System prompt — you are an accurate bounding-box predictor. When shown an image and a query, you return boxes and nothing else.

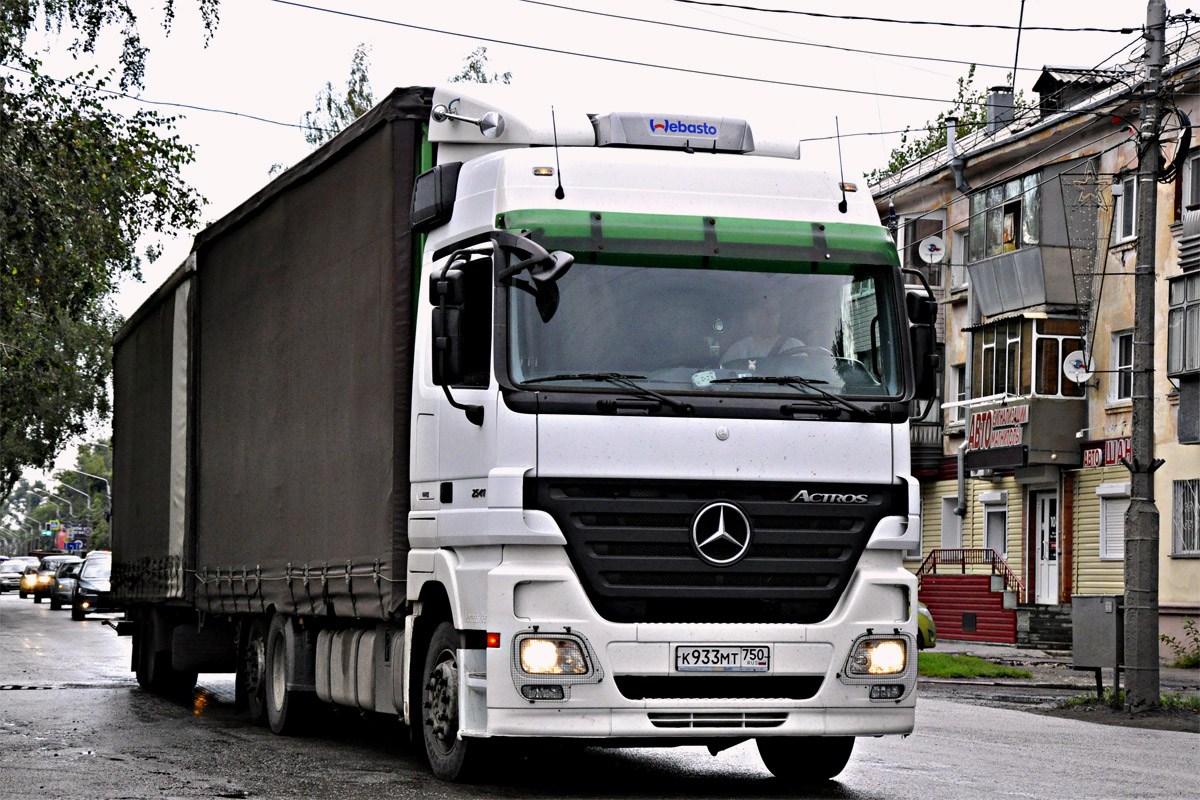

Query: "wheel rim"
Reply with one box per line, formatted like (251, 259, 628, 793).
(425, 647, 459, 754)
(244, 629, 266, 700)
(269, 632, 287, 711)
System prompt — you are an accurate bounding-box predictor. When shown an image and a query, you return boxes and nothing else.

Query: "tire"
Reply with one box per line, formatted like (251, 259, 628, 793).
(756, 736, 855, 782)
(917, 631, 926, 650)
(238, 618, 269, 725)
(50, 595, 62, 610)
(71, 599, 85, 621)
(265, 614, 314, 735)
(421, 620, 484, 782)
(135, 616, 198, 697)
(19, 590, 27, 599)
(33, 594, 42, 604)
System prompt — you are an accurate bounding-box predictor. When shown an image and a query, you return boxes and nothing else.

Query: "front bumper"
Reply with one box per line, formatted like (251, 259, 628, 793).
(418, 544, 919, 740)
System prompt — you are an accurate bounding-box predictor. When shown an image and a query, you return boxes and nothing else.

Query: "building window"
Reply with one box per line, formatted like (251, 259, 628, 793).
(981, 492, 1008, 558)
(1033, 318, 1086, 398)
(1113, 174, 1137, 242)
(948, 364, 967, 424)
(1097, 482, 1130, 560)
(968, 173, 1041, 262)
(1174, 479, 1199, 556)
(1111, 330, 1134, 401)
(951, 229, 969, 289)
(1177, 151, 1200, 221)
(1167, 273, 1200, 376)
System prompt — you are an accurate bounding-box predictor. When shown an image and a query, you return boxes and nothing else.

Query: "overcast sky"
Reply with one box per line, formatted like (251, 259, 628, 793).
(12, 0, 1150, 463)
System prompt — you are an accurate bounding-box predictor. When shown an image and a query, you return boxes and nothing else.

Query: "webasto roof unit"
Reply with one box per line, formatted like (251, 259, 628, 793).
(592, 112, 755, 154)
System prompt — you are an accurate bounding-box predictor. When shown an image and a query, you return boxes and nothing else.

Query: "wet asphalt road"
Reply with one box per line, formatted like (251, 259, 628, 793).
(1, 591, 1195, 800)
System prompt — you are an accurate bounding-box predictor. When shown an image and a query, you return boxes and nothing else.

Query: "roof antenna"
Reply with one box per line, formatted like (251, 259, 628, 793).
(835, 116, 848, 214)
(551, 106, 565, 200)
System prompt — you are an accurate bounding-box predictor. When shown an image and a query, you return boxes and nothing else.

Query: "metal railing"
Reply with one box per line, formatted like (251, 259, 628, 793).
(916, 548, 1026, 598)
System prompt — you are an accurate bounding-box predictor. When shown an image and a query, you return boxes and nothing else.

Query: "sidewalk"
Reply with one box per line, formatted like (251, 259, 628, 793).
(923, 638, 1200, 697)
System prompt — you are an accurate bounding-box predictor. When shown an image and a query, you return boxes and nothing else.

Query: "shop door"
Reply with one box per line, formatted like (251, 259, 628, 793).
(1033, 491, 1059, 605)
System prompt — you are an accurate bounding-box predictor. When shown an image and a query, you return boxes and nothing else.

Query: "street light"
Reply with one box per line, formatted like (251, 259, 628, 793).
(28, 490, 62, 519)
(64, 469, 110, 502)
(55, 481, 103, 514)
(30, 489, 73, 519)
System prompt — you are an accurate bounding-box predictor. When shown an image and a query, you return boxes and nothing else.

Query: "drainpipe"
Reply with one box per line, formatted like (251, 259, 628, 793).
(954, 251, 981, 518)
(955, 441, 968, 517)
(946, 116, 971, 195)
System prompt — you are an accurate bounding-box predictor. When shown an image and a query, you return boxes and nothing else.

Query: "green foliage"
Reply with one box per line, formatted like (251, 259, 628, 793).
(448, 46, 512, 85)
(1, 5, 210, 500)
(868, 66, 1024, 185)
(302, 43, 375, 147)
(917, 652, 1033, 679)
(0, 1, 220, 90)
(1160, 617, 1200, 669)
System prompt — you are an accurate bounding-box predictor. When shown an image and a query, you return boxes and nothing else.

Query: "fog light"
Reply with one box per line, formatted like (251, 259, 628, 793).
(519, 638, 589, 675)
(847, 638, 907, 676)
(82, 602, 91, 609)
(521, 684, 565, 700)
(870, 684, 904, 700)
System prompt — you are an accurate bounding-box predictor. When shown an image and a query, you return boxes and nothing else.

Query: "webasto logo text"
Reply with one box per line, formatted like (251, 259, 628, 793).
(649, 119, 718, 136)
(790, 490, 870, 504)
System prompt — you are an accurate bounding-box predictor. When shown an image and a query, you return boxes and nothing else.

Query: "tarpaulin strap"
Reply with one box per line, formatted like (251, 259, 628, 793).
(303, 564, 316, 616)
(286, 563, 297, 614)
(373, 560, 385, 617)
(255, 565, 265, 613)
(241, 567, 250, 614)
(320, 564, 332, 617)
(346, 560, 358, 618)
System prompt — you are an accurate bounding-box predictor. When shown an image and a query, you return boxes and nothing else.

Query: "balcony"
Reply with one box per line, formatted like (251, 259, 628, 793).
(967, 246, 1079, 317)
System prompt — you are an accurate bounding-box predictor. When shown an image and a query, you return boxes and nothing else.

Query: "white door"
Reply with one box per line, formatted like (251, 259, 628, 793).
(1034, 491, 1059, 605)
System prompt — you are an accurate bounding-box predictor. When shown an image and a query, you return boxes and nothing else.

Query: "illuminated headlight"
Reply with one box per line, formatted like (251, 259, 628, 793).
(520, 638, 588, 675)
(81, 602, 91, 609)
(847, 638, 907, 676)
(38, 575, 52, 584)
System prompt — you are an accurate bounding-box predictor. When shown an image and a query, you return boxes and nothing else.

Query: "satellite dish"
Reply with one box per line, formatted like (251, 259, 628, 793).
(1063, 350, 1095, 384)
(918, 235, 946, 264)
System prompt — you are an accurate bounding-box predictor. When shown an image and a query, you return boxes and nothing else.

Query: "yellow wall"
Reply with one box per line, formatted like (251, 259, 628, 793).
(1070, 466, 1126, 596)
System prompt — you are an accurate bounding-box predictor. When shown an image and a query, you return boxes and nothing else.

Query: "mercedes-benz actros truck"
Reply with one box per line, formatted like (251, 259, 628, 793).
(111, 85, 937, 783)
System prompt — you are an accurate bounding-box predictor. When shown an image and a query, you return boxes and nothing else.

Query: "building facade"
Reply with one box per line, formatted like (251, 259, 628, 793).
(874, 34, 1200, 654)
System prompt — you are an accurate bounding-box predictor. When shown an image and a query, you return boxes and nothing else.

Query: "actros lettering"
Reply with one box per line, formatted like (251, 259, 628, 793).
(649, 119, 718, 136)
(791, 489, 870, 504)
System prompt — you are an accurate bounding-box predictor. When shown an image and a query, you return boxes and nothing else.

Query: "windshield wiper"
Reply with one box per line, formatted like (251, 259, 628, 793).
(710, 374, 873, 419)
(524, 373, 694, 415)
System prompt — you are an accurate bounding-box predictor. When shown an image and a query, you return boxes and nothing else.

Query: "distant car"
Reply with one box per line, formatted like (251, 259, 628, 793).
(50, 561, 82, 610)
(72, 554, 113, 620)
(0, 559, 29, 592)
(26, 555, 82, 603)
(917, 602, 937, 650)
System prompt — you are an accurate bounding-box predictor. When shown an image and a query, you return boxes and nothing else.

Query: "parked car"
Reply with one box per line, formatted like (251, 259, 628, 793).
(27, 555, 82, 603)
(917, 602, 937, 650)
(72, 553, 112, 620)
(50, 561, 82, 610)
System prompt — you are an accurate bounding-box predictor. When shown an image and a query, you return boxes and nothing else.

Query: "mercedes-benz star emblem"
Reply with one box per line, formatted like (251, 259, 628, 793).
(691, 502, 752, 567)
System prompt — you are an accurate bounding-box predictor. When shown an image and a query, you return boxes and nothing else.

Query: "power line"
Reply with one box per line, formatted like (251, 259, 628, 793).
(665, 0, 1140, 33)
(518, 0, 1045, 74)
(1, 65, 330, 133)
(266, 0, 1141, 114)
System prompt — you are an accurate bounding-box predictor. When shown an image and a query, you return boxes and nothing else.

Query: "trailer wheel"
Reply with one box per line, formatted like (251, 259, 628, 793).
(756, 736, 855, 782)
(135, 616, 197, 697)
(264, 614, 313, 735)
(238, 618, 269, 725)
(421, 620, 483, 781)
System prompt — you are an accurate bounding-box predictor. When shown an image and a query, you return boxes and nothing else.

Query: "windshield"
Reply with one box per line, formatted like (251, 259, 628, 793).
(80, 559, 111, 580)
(0, 562, 23, 574)
(508, 254, 902, 398)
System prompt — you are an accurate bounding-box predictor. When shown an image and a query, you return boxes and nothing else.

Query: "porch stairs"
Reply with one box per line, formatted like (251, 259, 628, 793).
(919, 574, 1017, 644)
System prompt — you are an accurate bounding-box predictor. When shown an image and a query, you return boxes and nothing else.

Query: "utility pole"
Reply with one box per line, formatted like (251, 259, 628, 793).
(1125, 0, 1167, 713)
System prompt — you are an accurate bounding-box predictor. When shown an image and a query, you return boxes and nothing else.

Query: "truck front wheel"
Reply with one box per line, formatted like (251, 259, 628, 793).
(421, 620, 482, 781)
(756, 736, 855, 782)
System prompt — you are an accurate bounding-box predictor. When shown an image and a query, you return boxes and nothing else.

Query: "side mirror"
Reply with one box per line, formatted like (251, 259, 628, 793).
(430, 267, 466, 386)
(530, 250, 574, 284)
(906, 290, 940, 401)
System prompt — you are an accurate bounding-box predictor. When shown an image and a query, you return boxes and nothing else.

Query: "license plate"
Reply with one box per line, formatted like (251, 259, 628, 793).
(674, 645, 770, 672)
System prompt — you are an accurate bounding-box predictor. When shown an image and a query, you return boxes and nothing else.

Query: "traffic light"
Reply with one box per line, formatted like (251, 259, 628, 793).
(41, 529, 51, 537)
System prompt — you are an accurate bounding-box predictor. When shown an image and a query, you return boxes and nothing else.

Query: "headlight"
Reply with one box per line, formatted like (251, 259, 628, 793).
(519, 638, 589, 675)
(847, 638, 907, 676)
(38, 575, 52, 584)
